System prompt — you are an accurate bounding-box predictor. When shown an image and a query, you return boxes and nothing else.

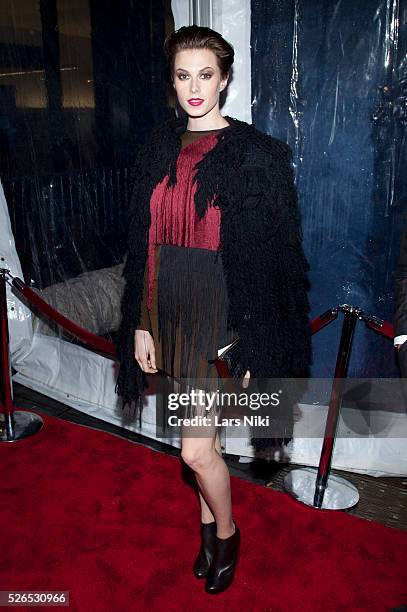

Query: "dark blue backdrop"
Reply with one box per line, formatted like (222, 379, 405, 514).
(251, 0, 407, 377)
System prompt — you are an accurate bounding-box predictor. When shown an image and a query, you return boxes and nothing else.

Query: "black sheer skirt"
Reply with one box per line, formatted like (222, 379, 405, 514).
(147, 244, 238, 425)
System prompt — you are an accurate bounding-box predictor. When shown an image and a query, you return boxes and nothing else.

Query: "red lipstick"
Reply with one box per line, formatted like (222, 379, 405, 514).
(188, 98, 204, 106)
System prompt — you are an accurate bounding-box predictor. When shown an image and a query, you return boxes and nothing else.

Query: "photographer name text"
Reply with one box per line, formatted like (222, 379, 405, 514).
(167, 414, 270, 427)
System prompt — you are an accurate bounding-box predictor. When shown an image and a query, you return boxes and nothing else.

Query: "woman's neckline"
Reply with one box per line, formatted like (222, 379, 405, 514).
(186, 124, 230, 133)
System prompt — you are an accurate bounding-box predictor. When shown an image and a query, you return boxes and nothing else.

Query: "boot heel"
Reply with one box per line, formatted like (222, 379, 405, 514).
(205, 521, 240, 594)
(193, 521, 217, 579)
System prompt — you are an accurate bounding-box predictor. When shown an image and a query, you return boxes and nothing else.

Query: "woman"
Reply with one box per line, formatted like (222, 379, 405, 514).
(115, 25, 312, 594)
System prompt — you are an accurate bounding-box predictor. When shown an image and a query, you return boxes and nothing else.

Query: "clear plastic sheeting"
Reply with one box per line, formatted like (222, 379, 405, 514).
(251, 0, 407, 378)
(0, 181, 32, 359)
(0, 0, 171, 421)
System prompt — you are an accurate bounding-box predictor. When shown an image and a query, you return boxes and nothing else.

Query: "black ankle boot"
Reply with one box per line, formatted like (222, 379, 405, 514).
(193, 521, 217, 579)
(205, 521, 240, 594)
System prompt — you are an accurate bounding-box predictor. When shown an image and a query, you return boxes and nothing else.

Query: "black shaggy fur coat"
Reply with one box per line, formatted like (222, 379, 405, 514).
(115, 110, 312, 452)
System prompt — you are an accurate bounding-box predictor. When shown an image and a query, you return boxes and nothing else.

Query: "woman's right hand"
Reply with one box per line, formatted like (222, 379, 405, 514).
(134, 330, 158, 373)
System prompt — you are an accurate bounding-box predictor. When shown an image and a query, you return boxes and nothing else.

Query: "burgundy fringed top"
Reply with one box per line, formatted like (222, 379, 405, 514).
(146, 132, 223, 309)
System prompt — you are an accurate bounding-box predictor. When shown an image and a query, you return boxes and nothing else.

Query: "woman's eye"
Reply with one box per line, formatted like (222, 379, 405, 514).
(177, 73, 212, 80)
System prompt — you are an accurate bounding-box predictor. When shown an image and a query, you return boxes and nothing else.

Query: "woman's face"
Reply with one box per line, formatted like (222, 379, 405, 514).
(172, 48, 228, 119)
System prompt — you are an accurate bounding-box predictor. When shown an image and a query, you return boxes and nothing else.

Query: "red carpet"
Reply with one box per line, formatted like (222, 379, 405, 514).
(0, 410, 406, 612)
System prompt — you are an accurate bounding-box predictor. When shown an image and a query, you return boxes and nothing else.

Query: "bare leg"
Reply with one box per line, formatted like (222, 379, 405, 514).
(181, 394, 235, 540)
(198, 430, 222, 523)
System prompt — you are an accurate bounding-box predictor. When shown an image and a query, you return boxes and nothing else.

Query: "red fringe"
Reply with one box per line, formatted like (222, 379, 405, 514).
(147, 134, 221, 309)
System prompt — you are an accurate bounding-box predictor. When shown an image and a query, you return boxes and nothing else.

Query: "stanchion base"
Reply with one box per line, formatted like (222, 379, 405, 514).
(0, 410, 44, 442)
(283, 467, 359, 510)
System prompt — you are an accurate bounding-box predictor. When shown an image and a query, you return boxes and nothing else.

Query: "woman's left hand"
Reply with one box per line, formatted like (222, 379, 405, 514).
(242, 369, 250, 389)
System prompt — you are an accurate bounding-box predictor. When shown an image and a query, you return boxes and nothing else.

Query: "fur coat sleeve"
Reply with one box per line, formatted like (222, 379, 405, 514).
(225, 139, 312, 453)
(220, 139, 312, 380)
(114, 146, 151, 412)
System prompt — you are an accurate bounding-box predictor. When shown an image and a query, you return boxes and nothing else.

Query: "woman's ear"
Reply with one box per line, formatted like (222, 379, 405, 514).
(219, 74, 229, 92)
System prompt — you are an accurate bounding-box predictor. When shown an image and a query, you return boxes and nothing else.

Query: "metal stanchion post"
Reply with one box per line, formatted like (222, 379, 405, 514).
(283, 304, 360, 510)
(0, 269, 43, 442)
